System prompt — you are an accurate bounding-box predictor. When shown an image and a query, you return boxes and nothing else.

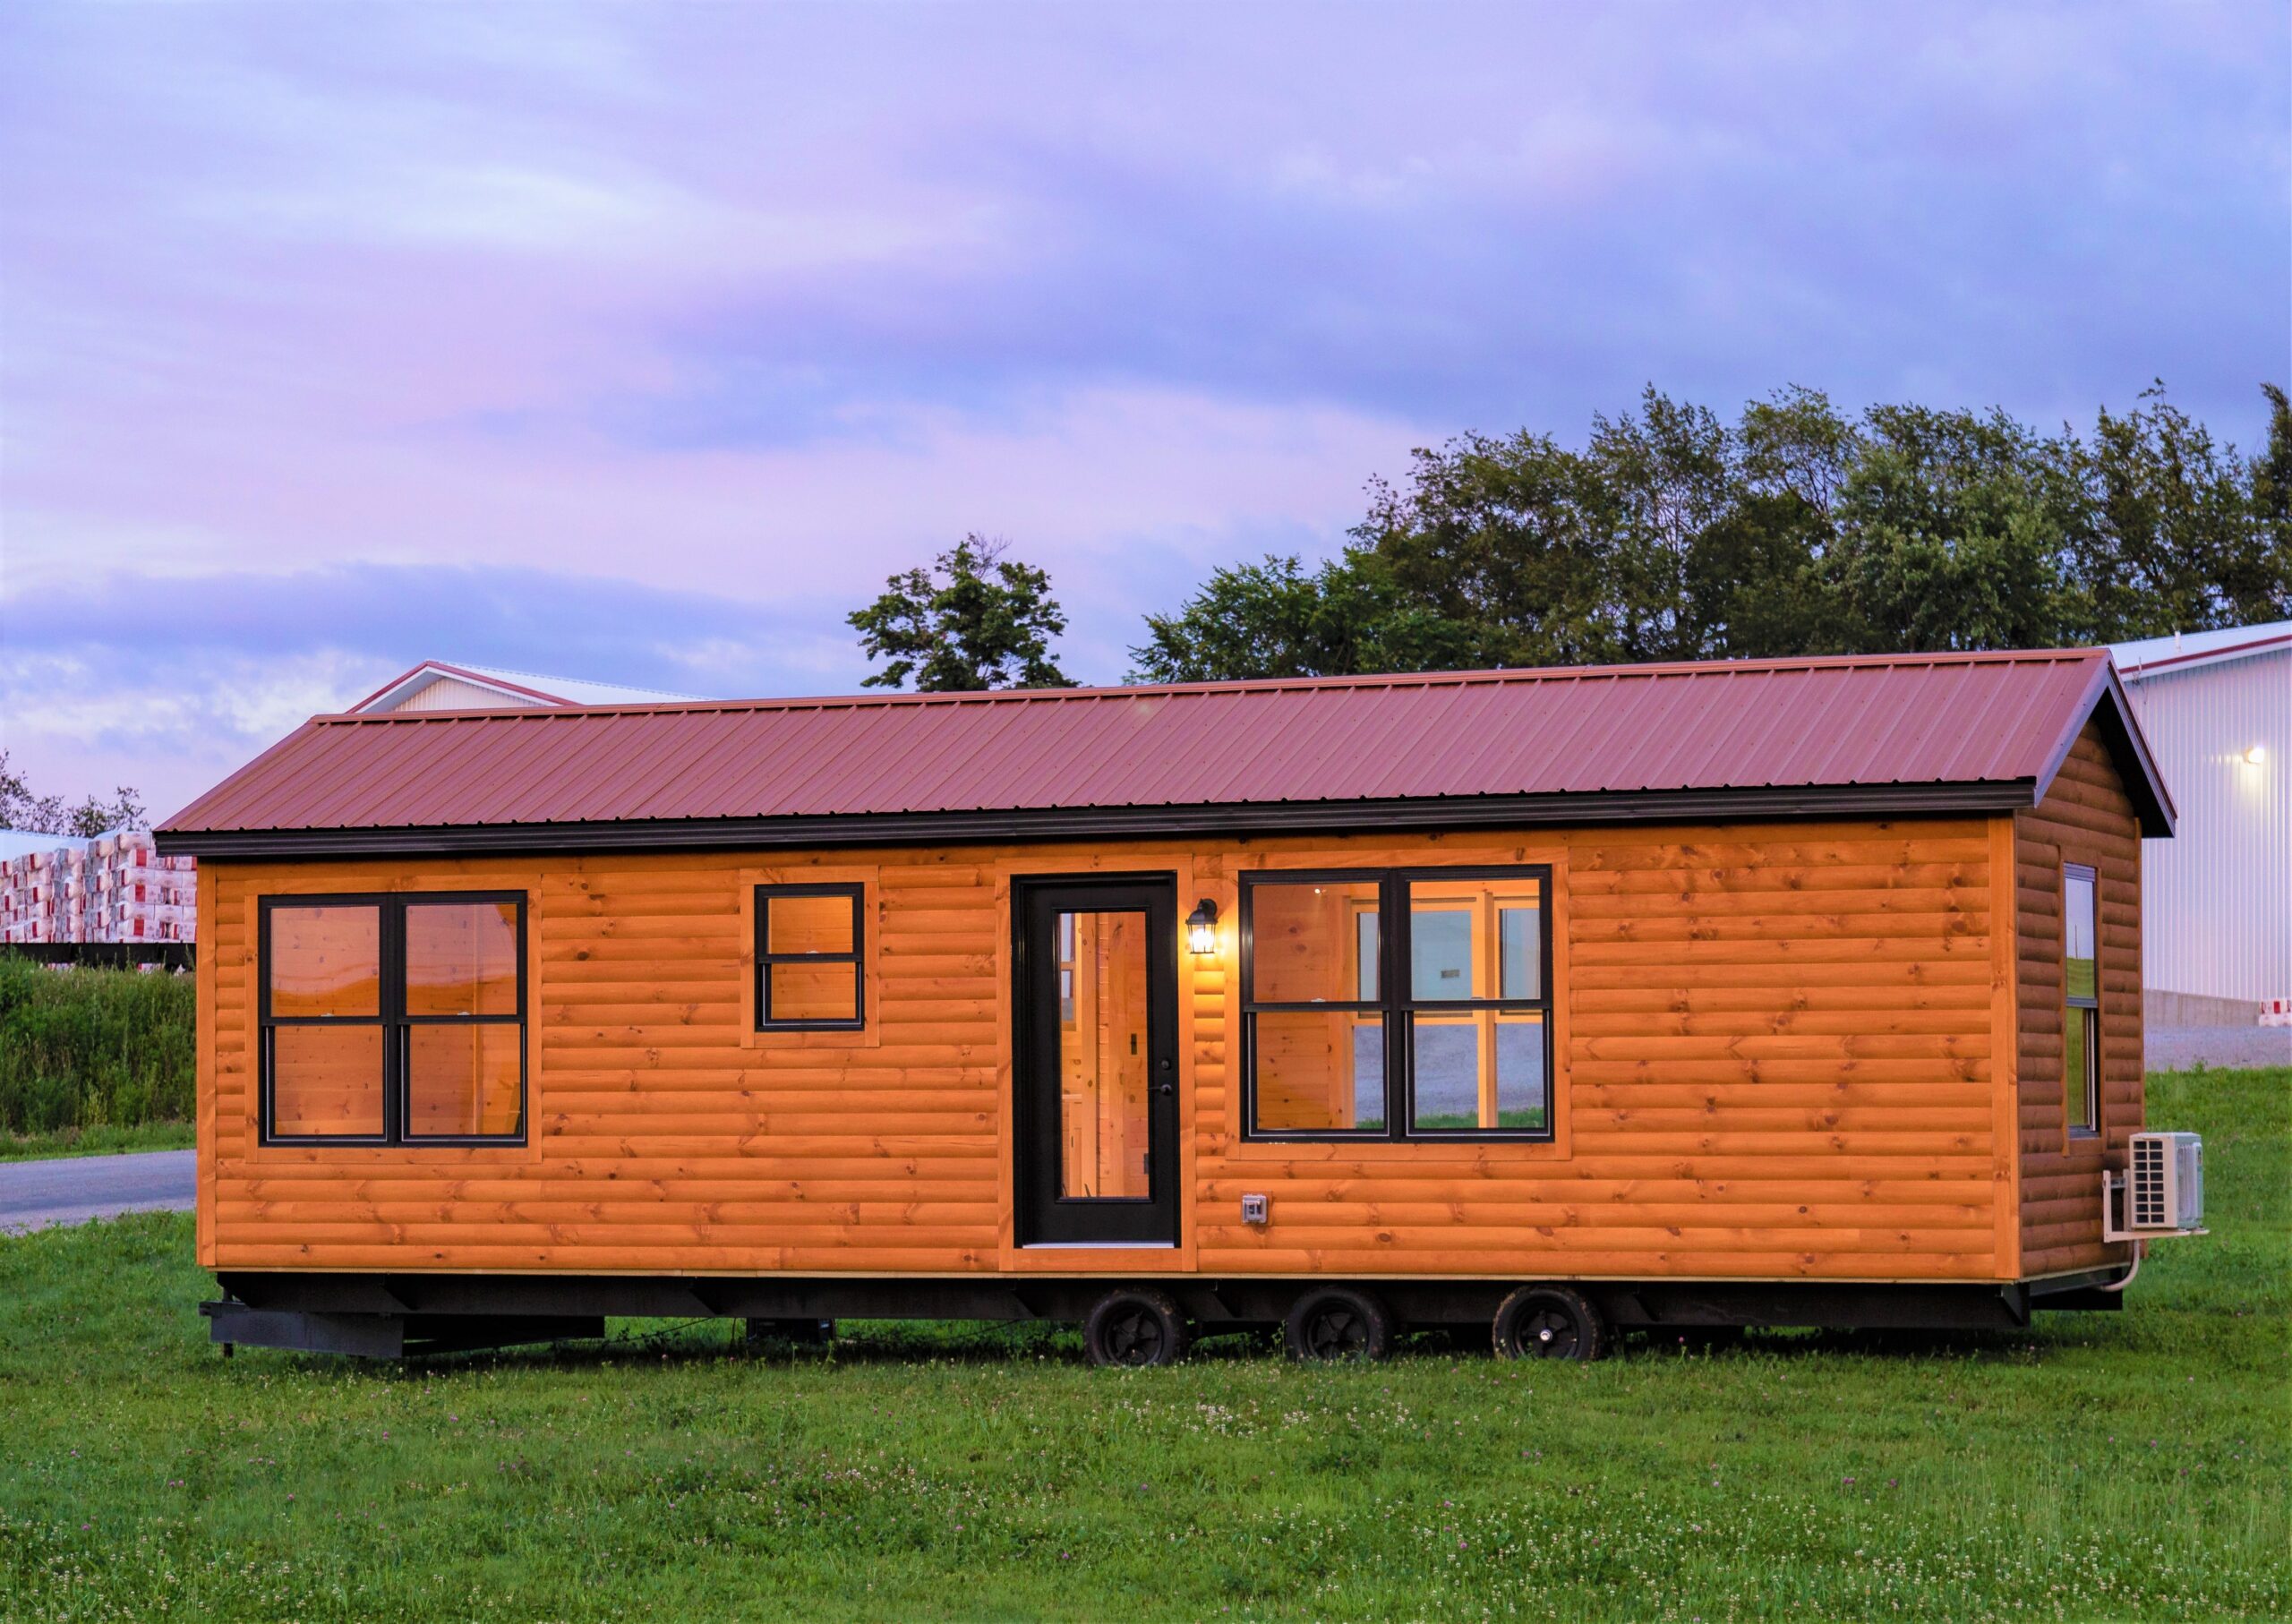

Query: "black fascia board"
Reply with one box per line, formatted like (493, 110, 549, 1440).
(156, 778, 2039, 860)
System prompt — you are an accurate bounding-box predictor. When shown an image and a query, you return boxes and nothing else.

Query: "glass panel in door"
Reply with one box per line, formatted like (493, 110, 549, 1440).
(1057, 911, 1151, 1199)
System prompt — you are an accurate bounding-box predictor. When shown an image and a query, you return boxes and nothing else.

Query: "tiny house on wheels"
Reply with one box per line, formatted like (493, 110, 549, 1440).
(156, 649, 2208, 1365)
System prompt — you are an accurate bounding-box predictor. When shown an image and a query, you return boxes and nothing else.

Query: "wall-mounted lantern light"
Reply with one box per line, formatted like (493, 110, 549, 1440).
(2245, 744, 2266, 765)
(1186, 898, 1219, 955)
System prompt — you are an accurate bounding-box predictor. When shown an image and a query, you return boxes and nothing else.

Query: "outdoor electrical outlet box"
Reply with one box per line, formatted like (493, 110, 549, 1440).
(1241, 1193, 1269, 1225)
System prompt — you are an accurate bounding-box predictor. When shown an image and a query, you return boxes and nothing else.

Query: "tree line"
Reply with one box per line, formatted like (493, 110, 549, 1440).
(0, 752, 146, 839)
(853, 381, 2292, 689)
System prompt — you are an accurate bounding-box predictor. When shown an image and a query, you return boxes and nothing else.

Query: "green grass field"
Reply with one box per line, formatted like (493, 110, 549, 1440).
(0, 1123, 196, 1163)
(0, 1067, 2283, 1621)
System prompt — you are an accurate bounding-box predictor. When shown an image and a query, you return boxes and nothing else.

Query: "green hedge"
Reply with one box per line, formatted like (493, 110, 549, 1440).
(0, 956, 195, 1134)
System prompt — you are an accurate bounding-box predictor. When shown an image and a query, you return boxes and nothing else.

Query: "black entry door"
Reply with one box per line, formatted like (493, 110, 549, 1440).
(1014, 876, 1180, 1246)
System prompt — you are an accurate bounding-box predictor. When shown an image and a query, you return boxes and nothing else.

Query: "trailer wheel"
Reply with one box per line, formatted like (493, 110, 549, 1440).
(1284, 1287, 1393, 1363)
(744, 1317, 834, 1349)
(1492, 1285, 1606, 1362)
(1083, 1288, 1191, 1368)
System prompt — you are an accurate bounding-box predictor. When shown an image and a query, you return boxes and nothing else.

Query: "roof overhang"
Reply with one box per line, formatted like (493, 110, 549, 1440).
(157, 779, 2042, 860)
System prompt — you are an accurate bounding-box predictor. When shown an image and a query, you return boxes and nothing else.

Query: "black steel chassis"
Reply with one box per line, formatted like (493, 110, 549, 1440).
(201, 1269, 2124, 1359)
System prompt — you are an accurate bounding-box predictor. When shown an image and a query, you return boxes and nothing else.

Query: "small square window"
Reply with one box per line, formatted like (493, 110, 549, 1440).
(757, 885, 865, 1030)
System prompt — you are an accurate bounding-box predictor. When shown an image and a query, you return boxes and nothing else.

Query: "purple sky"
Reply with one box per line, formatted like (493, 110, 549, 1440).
(3, 3, 2286, 820)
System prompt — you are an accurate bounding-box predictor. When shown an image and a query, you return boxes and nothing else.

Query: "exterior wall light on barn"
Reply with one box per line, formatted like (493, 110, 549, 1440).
(1186, 899, 1219, 955)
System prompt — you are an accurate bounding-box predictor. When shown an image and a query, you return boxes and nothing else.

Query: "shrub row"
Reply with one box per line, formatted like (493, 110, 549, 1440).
(0, 956, 195, 1133)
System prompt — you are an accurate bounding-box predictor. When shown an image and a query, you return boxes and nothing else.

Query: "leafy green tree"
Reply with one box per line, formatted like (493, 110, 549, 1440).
(1349, 387, 1852, 666)
(2070, 384, 2260, 640)
(0, 750, 146, 836)
(1684, 491, 1841, 659)
(1824, 405, 2078, 651)
(1128, 553, 1472, 683)
(2245, 383, 2292, 621)
(1355, 430, 1623, 668)
(850, 534, 1073, 691)
(1579, 390, 1733, 660)
(1137, 380, 2289, 683)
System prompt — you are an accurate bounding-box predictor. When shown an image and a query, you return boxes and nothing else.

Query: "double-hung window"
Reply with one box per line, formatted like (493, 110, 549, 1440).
(1243, 868, 1553, 1141)
(756, 884, 865, 1030)
(261, 893, 526, 1144)
(2063, 864, 2100, 1137)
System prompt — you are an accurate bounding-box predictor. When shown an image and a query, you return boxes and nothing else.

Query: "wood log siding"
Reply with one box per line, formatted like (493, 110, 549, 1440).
(2014, 722, 2146, 1278)
(197, 814, 2050, 1282)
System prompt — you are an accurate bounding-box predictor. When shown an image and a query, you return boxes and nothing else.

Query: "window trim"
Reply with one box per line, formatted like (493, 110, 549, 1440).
(1239, 866, 1556, 1144)
(755, 883, 866, 1031)
(258, 890, 528, 1147)
(2062, 862, 2100, 1141)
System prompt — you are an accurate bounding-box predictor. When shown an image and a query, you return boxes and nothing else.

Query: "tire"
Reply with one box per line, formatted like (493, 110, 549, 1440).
(1083, 1288, 1190, 1368)
(1492, 1285, 1606, 1363)
(1284, 1287, 1394, 1363)
(743, 1317, 834, 1349)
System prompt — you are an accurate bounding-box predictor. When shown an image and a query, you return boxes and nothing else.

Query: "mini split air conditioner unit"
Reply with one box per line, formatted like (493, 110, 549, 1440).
(2102, 1131, 2205, 1241)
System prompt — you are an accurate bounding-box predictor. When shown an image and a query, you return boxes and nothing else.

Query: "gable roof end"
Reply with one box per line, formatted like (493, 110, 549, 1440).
(2034, 659, 2175, 835)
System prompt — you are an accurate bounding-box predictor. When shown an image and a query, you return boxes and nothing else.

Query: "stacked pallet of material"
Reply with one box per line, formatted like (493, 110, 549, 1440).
(87, 831, 196, 942)
(62, 844, 92, 939)
(0, 846, 65, 943)
(0, 830, 197, 943)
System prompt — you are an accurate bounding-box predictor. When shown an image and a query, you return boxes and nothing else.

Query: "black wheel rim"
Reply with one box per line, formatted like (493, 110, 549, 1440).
(1514, 1305, 1579, 1359)
(1303, 1306, 1368, 1359)
(1104, 1306, 1166, 1365)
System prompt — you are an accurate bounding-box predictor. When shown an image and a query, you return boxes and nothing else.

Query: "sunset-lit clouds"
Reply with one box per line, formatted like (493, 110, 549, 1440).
(1, 2, 2284, 815)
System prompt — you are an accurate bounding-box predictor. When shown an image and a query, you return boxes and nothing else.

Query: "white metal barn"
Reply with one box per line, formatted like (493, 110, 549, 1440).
(2109, 623, 2290, 1051)
(349, 660, 697, 714)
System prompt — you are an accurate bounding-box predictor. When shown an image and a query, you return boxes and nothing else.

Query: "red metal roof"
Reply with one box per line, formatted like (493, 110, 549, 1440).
(158, 649, 2173, 854)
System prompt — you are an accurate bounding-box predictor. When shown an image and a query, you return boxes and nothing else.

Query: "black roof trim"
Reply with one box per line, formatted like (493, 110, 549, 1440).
(156, 780, 2040, 860)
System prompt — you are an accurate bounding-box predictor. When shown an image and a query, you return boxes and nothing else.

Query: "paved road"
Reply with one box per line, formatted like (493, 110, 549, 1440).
(0, 1150, 194, 1234)
(2148, 1025, 2292, 1073)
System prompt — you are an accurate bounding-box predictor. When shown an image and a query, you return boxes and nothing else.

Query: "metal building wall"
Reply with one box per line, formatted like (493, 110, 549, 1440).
(2122, 647, 2289, 1006)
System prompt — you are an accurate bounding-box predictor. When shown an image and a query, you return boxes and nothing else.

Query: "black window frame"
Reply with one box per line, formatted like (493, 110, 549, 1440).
(258, 890, 528, 1147)
(1239, 866, 1556, 1144)
(2062, 862, 2100, 1140)
(756, 883, 866, 1031)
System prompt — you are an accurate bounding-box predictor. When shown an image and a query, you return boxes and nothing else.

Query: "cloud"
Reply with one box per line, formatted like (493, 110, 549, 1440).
(0, 563, 850, 817)
(0, 0, 2284, 820)
(0, 534, 1320, 816)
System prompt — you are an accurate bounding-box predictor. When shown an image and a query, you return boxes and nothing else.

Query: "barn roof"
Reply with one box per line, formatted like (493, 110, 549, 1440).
(2109, 620, 2292, 682)
(156, 648, 2173, 857)
(349, 659, 701, 713)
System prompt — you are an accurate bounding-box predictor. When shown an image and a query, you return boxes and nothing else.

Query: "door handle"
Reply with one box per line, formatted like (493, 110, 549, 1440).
(1157, 1081, 1174, 1097)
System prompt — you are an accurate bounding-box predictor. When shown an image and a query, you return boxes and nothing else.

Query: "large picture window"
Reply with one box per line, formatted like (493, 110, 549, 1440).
(260, 893, 526, 1144)
(1242, 868, 1553, 1141)
(2063, 864, 2100, 1138)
